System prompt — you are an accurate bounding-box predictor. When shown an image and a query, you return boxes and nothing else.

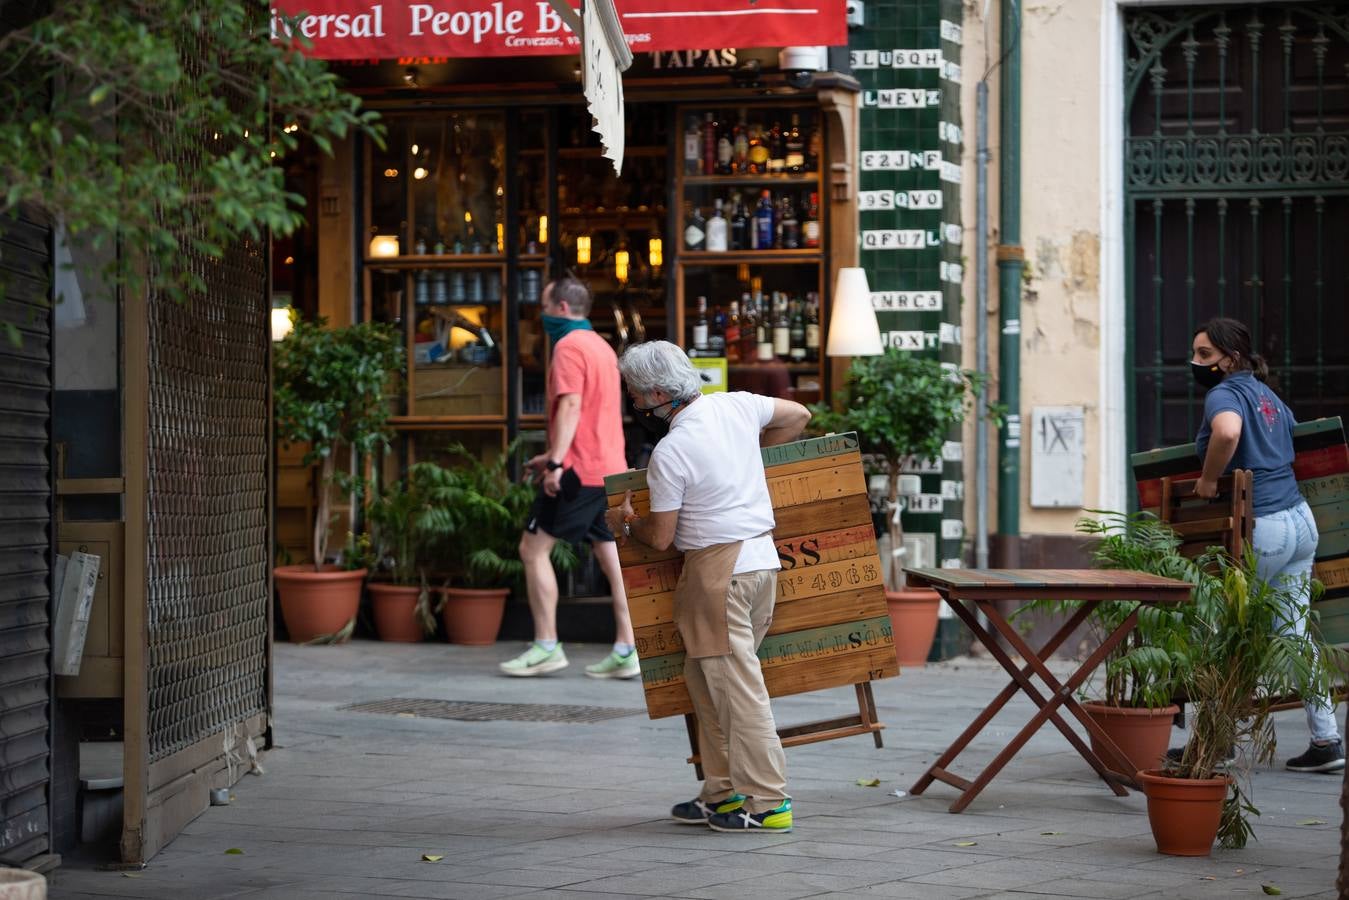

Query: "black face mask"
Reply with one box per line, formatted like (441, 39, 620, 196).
(632, 397, 677, 440)
(1191, 361, 1226, 389)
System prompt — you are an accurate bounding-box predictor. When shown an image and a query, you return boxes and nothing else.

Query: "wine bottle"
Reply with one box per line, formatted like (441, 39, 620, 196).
(692, 295, 709, 353)
(684, 205, 706, 251)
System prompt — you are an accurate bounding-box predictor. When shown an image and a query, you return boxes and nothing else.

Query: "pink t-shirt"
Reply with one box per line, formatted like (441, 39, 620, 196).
(548, 330, 626, 486)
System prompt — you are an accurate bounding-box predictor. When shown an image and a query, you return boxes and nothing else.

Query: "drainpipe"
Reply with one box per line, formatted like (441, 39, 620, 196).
(974, 78, 990, 570)
(996, 0, 1023, 540)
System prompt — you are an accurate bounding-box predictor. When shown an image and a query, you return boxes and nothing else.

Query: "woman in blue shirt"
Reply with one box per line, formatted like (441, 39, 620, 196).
(1190, 317, 1342, 773)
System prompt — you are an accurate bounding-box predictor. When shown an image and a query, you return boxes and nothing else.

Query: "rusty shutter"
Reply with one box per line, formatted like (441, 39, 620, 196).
(0, 212, 54, 863)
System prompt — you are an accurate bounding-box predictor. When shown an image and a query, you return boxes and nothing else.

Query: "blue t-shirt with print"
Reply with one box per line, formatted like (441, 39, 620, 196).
(1195, 371, 1301, 516)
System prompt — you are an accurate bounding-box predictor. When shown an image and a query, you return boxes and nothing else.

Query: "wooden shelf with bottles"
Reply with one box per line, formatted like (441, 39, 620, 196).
(365, 254, 507, 270)
(673, 102, 826, 403)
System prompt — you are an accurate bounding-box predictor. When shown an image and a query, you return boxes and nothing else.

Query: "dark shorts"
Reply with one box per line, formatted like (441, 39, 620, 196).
(526, 485, 614, 544)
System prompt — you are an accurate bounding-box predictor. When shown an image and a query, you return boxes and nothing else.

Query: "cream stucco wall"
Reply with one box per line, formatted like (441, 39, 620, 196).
(959, 0, 1114, 537)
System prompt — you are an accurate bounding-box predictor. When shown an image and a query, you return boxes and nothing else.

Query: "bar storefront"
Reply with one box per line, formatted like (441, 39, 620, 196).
(286, 2, 861, 474)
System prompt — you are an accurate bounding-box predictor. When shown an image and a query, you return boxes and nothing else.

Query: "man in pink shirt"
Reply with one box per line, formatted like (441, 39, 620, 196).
(500, 276, 637, 678)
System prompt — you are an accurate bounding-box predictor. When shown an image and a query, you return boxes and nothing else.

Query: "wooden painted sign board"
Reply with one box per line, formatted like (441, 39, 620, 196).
(604, 432, 897, 722)
(1132, 417, 1349, 645)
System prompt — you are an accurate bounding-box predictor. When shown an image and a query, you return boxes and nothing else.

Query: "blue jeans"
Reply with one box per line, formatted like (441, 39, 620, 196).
(1254, 501, 1340, 743)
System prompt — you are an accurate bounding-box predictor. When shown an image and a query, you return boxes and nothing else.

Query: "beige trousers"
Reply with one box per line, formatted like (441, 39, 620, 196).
(683, 568, 788, 814)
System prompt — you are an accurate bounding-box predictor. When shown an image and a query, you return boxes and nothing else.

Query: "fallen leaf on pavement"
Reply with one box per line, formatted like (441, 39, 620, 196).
(856, 777, 881, 787)
(224, 848, 244, 855)
(953, 841, 978, 847)
(121, 873, 141, 878)
(1262, 885, 1282, 895)
(1297, 819, 1326, 826)
(1199, 876, 1216, 881)
(422, 854, 443, 862)
(1040, 832, 1063, 836)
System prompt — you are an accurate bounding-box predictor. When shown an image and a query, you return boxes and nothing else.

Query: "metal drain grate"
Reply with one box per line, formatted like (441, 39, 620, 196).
(342, 698, 644, 724)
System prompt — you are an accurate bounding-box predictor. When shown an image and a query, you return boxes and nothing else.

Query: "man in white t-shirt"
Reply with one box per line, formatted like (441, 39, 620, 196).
(607, 341, 811, 834)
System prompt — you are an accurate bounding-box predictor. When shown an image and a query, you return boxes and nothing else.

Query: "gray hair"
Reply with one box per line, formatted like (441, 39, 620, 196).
(546, 276, 592, 316)
(618, 341, 702, 403)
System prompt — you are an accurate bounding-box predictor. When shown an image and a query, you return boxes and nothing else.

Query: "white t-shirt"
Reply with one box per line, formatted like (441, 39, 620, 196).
(647, 392, 779, 574)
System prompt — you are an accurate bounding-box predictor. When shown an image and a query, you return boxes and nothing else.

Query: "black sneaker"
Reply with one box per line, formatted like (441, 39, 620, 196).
(707, 798, 792, 833)
(670, 793, 744, 825)
(1164, 744, 1236, 768)
(1285, 740, 1345, 773)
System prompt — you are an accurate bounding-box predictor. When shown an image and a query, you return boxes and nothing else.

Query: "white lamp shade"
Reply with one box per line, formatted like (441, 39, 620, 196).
(270, 307, 294, 342)
(826, 267, 883, 357)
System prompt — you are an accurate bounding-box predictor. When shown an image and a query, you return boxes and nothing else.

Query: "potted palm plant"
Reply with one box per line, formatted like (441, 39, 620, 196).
(1138, 549, 1341, 856)
(363, 466, 458, 642)
(1069, 511, 1200, 779)
(272, 317, 403, 642)
(417, 443, 576, 645)
(811, 349, 994, 666)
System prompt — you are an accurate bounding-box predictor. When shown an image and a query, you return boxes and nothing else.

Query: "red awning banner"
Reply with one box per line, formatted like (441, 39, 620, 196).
(270, 1, 846, 60)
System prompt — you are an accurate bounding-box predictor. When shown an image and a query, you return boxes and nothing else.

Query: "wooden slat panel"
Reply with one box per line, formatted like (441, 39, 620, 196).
(1314, 557, 1349, 593)
(612, 435, 893, 720)
(643, 645, 900, 719)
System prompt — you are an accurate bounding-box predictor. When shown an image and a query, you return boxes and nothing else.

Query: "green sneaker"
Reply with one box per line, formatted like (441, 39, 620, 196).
(707, 798, 792, 833)
(670, 794, 745, 825)
(499, 642, 568, 677)
(585, 649, 640, 680)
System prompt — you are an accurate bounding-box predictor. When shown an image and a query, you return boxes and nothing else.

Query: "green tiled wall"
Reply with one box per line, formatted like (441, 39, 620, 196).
(849, 0, 965, 570)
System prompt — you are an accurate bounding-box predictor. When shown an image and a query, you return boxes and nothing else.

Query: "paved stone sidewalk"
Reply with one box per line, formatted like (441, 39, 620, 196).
(49, 640, 1343, 899)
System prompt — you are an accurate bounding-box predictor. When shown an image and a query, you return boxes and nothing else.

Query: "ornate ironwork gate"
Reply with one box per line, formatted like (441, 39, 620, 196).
(1125, 5, 1349, 453)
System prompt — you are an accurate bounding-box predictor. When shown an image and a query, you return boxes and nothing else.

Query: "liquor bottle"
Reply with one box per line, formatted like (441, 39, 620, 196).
(767, 121, 786, 175)
(705, 198, 729, 252)
(716, 120, 734, 175)
(702, 111, 717, 178)
(414, 227, 428, 256)
(747, 123, 768, 174)
(807, 122, 822, 172)
(772, 294, 791, 358)
(803, 192, 821, 249)
(739, 292, 757, 362)
(692, 295, 709, 353)
(710, 304, 727, 355)
(779, 194, 800, 250)
(729, 194, 748, 251)
(684, 205, 707, 251)
(754, 190, 775, 251)
(789, 296, 807, 361)
(805, 292, 821, 362)
(756, 293, 775, 362)
(684, 115, 702, 175)
(786, 114, 806, 174)
(732, 110, 749, 173)
(725, 300, 742, 363)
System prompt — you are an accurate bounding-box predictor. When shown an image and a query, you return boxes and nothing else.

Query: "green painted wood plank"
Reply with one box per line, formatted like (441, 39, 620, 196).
(1319, 528, 1349, 558)
(1312, 596, 1349, 646)
(639, 614, 893, 687)
(1131, 416, 1345, 470)
(1310, 501, 1349, 535)
(606, 432, 862, 495)
(1300, 473, 1349, 507)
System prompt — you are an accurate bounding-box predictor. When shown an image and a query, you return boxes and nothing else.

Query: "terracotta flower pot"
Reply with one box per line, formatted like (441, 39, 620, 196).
(885, 587, 942, 668)
(1137, 768, 1230, 856)
(440, 587, 509, 645)
(368, 583, 425, 643)
(1082, 702, 1179, 778)
(273, 565, 366, 643)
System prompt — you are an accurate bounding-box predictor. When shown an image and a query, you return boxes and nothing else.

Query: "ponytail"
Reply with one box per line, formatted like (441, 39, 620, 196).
(1248, 353, 1270, 383)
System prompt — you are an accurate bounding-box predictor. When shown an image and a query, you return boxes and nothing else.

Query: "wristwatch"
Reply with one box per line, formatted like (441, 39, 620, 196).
(622, 517, 634, 538)
(545, 459, 563, 471)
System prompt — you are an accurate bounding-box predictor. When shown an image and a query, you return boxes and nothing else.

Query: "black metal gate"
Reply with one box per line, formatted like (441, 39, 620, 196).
(1125, 5, 1349, 452)
(0, 213, 53, 865)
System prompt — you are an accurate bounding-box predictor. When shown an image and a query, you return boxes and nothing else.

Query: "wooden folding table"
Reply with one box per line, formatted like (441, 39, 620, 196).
(904, 568, 1193, 813)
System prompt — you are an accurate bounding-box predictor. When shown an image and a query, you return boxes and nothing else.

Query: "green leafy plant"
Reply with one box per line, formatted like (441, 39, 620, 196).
(0, 0, 383, 345)
(415, 442, 575, 590)
(1072, 511, 1207, 708)
(1167, 549, 1341, 848)
(273, 318, 403, 570)
(810, 349, 996, 587)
